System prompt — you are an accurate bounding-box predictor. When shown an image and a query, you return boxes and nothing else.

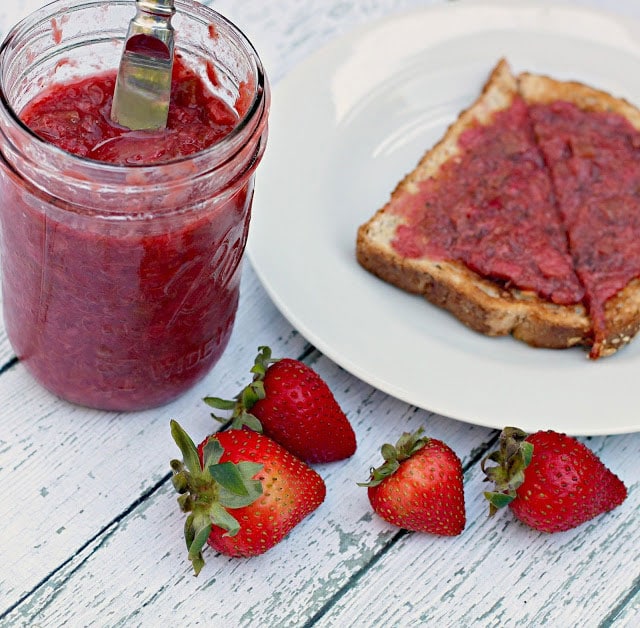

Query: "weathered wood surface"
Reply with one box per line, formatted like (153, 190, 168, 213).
(1, 0, 639, 626)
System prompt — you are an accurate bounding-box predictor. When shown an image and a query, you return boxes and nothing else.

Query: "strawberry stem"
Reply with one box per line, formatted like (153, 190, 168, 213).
(169, 420, 265, 575)
(481, 426, 534, 516)
(203, 346, 281, 432)
(358, 427, 430, 488)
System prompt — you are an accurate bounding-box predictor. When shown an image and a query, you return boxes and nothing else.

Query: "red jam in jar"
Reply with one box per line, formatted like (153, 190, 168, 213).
(21, 58, 240, 165)
(0, 0, 269, 410)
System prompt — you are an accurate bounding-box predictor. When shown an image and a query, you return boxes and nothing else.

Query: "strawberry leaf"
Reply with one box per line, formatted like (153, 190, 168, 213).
(521, 441, 534, 468)
(184, 513, 195, 548)
(203, 397, 237, 425)
(381, 443, 397, 463)
(170, 419, 202, 475)
(481, 426, 535, 517)
(188, 522, 212, 575)
(238, 411, 263, 433)
(220, 462, 263, 508)
(241, 381, 265, 408)
(236, 461, 264, 482)
(208, 461, 263, 509)
(358, 459, 399, 487)
(177, 492, 192, 513)
(170, 422, 266, 575)
(251, 345, 275, 378)
(189, 522, 213, 557)
(201, 438, 224, 472)
(484, 491, 515, 515)
(203, 346, 281, 432)
(359, 428, 428, 487)
(171, 471, 188, 494)
(209, 502, 241, 537)
(203, 396, 236, 411)
(184, 513, 211, 576)
(218, 481, 262, 509)
(208, 461, 252, 495)
(396, 428, 429, 459)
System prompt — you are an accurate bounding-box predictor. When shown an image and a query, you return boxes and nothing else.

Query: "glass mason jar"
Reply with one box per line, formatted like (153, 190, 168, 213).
(0, 0, 270, 410)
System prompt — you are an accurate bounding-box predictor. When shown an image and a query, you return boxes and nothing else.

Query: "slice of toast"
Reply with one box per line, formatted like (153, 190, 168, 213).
(520, 72, 640, 357)
(356, 59, 590, 351)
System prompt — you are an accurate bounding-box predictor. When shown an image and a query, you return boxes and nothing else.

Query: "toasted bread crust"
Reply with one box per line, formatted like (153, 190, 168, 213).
(356, 58, 592, 352)
(518, 72, 640, 130)
(356, 219, 589, 350)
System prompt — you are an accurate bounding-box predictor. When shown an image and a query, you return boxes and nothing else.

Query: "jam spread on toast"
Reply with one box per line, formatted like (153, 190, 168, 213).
(391, 97, 584, 306)
(530, 101, 640, 347)
(390, 96, 640, 352)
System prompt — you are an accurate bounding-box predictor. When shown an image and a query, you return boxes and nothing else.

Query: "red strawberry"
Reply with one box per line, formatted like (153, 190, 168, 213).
(359, 428, 466, 536)
(170, 420, 326, 573)
(204, 346, 356, 463)
(482, 427, 627, 533)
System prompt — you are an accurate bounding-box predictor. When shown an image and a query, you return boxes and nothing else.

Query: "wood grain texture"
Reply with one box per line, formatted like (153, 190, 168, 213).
(1, 1, 640, 627)
(2, 363, 494, 627)
(213, 0, 443, 83)
(0, 265, 310, 612)
(313, 435, 639, 627)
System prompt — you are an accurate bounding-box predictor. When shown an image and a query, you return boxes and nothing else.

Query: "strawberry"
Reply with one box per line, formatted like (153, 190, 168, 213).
(359, 428, 466, 536)
(204, 346, 356, 463)
(169, 420, 326, 573)
(482, 427, 627, 533)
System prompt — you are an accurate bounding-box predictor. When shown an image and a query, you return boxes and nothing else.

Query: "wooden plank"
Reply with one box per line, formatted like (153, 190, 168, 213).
(2, 1, 640, 627)
(0, 264, 311, 613)
(212, 0, 441, 83)
(1, 360, 494, 626)
(608, 592, 640, 627)
(310, 433, 640, 627)
(0, 332, 15, 371)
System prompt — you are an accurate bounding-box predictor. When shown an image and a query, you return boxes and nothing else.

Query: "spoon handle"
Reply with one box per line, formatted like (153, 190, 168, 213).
(111, 0, 176, 130)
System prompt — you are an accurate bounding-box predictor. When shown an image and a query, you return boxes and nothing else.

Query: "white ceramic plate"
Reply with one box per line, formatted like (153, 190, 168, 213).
(247, 0, 640, 435)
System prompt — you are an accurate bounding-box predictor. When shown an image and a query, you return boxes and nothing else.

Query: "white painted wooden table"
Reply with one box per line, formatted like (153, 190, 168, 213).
(1, 0, 640, 626)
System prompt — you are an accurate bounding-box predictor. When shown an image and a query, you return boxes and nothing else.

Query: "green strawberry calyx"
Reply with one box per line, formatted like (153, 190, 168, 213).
(358, 427, 430, 488)
(481, 426, 534, 515)
(169, 419, 264, 576)
(202, 345, 279, 433)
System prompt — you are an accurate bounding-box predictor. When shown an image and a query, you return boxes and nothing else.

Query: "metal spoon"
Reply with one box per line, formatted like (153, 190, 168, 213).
(111, 0, 176, 130)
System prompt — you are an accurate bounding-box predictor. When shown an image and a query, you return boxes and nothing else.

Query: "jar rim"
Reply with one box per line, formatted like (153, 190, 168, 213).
(0, 0, 270, 175)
